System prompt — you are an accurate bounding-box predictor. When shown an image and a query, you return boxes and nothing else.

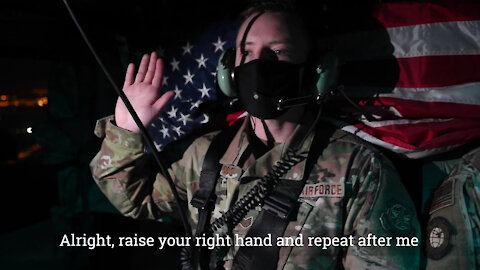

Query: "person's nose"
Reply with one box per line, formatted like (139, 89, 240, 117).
(258, 48, 278, 61)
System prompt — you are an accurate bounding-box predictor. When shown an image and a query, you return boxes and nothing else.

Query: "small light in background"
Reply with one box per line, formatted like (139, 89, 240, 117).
(26, 127, 33, 134)
(0, 95, 7, 101)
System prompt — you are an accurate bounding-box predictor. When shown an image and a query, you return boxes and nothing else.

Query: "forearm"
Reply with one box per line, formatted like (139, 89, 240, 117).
(89, 116, 184, 220)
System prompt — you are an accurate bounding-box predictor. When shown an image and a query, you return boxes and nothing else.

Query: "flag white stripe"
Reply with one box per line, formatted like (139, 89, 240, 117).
(382, 82, 480, 105)
(387, 20, 480, 58)
(344, 82, 480, 105)
(359, 118, 451, 128)
(321, 20, 480, 61)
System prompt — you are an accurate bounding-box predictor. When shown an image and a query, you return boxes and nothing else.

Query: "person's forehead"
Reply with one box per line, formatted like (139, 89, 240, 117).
(236, 11, 299, 46)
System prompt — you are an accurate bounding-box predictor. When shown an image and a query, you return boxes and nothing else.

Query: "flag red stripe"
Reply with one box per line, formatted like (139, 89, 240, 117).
(226, 111, 246, 126)
(366, 97, 480, 119)
(373, 3, 480, 28)
(354, 120, 480, 150)
(346, 2, 480, 157)
(396, 55, 480, 88)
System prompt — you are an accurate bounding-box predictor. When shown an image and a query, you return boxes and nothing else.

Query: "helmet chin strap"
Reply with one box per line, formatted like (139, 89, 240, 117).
(240, 11, 275, 143)
(239, 11, 265, 65)
(261, 119, 276, 148)
(250, 117, 274, 147)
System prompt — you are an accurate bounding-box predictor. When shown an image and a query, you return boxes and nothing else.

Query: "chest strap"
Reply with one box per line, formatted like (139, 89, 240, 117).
(191, 121, 242, 212)
(232, 125, 337, 270)
(189, 121, 242, 269)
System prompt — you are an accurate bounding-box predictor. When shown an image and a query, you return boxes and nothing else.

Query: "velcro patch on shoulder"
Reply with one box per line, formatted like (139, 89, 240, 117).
(300, 183, 344, 198)
(429, 178, 455, 214)
(426, 216, 452, 260)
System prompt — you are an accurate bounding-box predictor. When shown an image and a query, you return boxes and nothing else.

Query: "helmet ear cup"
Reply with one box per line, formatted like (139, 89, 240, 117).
(315, 52, 340, 96)
(216, 48, 237, 97)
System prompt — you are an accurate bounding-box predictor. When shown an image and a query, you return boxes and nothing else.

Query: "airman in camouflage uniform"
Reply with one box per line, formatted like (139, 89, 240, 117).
(90, 2, 420, 269)
(90, 113, 420, 269)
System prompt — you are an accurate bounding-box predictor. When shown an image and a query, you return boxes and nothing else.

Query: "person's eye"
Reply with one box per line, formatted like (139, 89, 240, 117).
(242, 50, 250, 56)
(273, 49, 282, 55)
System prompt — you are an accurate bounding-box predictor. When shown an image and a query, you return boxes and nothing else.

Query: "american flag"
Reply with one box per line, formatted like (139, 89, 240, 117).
(325, 2, 480, 158)
(147, 21, 239, 151)
(149, 2, 480, 158)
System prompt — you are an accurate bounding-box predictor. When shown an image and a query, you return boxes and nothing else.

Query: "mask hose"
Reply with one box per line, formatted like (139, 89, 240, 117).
(62, 0, 193, 242)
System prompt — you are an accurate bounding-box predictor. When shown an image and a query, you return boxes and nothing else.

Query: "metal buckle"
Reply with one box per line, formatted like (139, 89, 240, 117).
(262, 192, 297, 219)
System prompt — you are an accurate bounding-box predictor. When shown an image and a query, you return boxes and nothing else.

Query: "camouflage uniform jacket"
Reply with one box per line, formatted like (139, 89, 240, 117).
(90, 115, 420, 270)
(424, 147, 480, 269)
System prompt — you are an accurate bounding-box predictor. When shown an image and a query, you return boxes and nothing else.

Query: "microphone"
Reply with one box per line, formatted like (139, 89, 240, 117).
(276, 89, 336, 111)
(276, 94, 313, 110)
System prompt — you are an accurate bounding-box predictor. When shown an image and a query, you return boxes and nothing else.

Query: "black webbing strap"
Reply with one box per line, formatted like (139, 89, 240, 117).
(191, 121, 243, 212)
(190, 121, 242, 269)
(232, 125, 337, 270)
(231, 179, 305, 270)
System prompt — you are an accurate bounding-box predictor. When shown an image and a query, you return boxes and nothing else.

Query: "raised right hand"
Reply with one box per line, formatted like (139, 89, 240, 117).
(115, 52, 175, 133)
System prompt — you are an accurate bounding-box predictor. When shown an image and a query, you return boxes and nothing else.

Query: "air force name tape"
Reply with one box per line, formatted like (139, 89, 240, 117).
(300, 183, 344, 198)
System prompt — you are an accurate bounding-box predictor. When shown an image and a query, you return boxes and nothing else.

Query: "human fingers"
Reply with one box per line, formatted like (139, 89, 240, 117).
(135, 54, 150, 83)
(144, 52, 157, 84)
(153, 91, 175, 113)
(152, 58, 164, 88)
(123, 63, 135, 89)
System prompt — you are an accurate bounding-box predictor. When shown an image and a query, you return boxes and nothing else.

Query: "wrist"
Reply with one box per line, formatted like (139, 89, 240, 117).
(114, 118, 141, 133)
(105, 119, 144, 151)
(114, 112, 142, 133)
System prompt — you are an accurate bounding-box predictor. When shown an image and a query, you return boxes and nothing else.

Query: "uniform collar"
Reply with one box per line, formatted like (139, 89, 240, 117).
(219, 113, 316, 181)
